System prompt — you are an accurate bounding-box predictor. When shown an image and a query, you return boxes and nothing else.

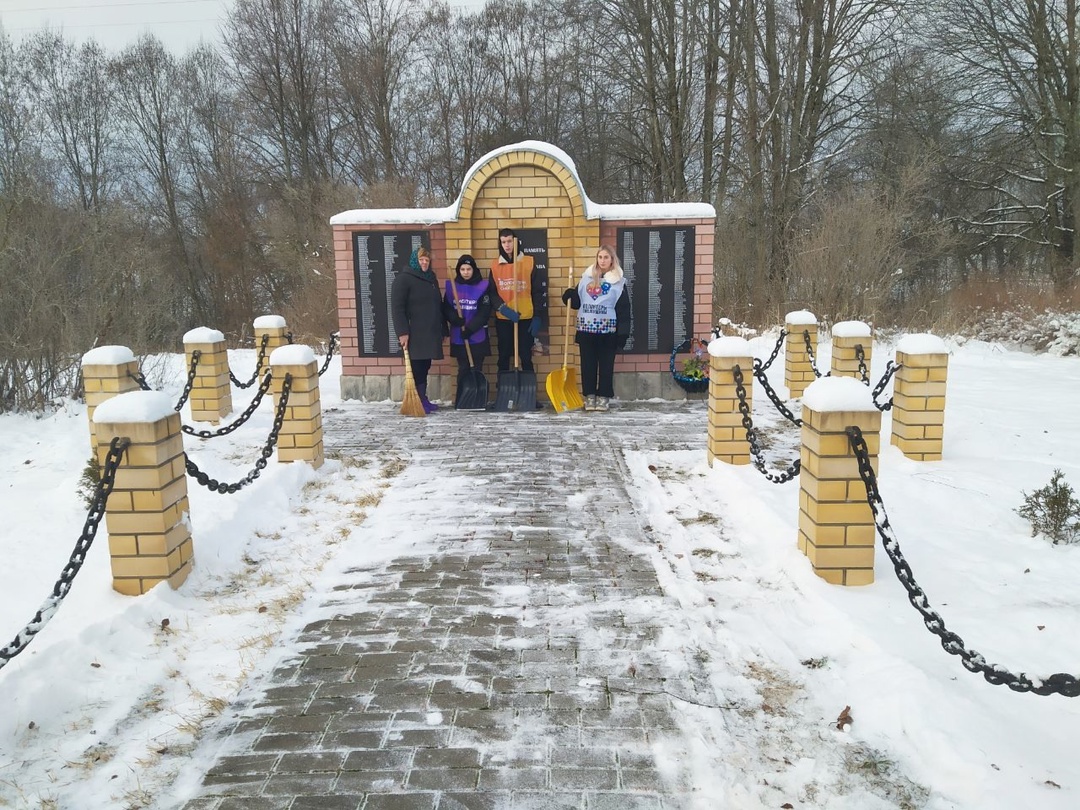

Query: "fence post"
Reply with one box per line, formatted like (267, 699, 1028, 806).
(183, 327, 233, 424)
(92, 391, 193, 595)
(82, 346, 142, 452)
(707, 336, 752, 466)
(891, 334, 949, 461)
(798, 376, 881, 586)
(784, 310, 818, 397)
(830, 321, 872, 381)
(254, 315, 290, 379)
(270, 345, 324, 469)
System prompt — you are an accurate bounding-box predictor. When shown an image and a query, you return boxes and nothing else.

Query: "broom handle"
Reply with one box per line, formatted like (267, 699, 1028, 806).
(562, 265, 573, 371)
(449, 276, 476, 369)
(512, 237, 520, 372)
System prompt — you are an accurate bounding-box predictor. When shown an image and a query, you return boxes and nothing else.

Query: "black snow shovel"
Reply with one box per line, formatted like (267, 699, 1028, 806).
(494, 239, 537, 412)
(449, 276, 488, 410)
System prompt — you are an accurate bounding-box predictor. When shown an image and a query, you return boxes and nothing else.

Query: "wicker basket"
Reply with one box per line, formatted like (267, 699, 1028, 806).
(670, 339, 710, 394)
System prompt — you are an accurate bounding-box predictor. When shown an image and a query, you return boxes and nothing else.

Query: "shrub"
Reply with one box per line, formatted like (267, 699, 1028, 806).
(77, 454, 102, 509)
(1017, 470, 1080, 545)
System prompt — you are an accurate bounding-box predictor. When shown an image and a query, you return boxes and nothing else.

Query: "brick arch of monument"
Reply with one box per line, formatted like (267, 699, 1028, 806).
(331, 142, 716, 404)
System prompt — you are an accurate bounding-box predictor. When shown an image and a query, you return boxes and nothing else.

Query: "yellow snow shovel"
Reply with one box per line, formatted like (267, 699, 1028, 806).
(546, 265, 584, 412)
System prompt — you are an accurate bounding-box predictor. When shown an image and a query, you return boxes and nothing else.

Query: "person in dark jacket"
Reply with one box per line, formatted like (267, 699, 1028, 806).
(561, 245, 631, 412)
(392, 245, 445, 414)
(442, 254, 494, 377)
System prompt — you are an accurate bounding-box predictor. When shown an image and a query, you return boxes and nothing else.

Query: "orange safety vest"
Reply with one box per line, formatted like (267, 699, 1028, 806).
(490, 255, 535, 320)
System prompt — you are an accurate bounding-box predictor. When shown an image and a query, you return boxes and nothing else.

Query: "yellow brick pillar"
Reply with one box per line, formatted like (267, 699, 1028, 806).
(91, 391, 193, 595)
(270, 345, 324, 469)
(707, 337, 753, 466)
(830, 321, 873, 382)
(82, 345, 142, 451)
(891, 334, 949, 461)
(798, 377, 881, 586)
(183, 327, 233, 424)
(784, 310, 819, 397)
(253, 315, 289, 380)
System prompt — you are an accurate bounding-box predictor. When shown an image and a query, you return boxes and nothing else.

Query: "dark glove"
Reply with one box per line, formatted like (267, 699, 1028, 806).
(528, 317, 542, 338)
(461, 325, 475, 339)
(561, 288, 574, 304)
(497, 304, 520, 322)
(447, 311, 465, 327)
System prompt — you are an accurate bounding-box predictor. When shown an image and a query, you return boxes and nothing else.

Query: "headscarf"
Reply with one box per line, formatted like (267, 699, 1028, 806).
(408, 246, 437, 283)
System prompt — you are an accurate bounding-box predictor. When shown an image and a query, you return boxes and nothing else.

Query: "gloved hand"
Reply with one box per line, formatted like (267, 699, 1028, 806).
(528, 317, 542, 338)
(561, 288, 575, 304)
(461, 325, 475, 339)
(497, 304, 520, 322)
(446, 311, 465, 327)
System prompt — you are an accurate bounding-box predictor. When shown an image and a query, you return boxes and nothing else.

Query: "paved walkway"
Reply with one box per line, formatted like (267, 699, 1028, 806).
(181, 400, 717, 810)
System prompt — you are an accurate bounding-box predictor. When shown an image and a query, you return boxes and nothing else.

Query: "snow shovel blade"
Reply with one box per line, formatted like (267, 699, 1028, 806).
(516, 370, 537, 411)
(455, 368, 488, 410)
(493, 369, 519, 411)
(546, 366, 583, 413)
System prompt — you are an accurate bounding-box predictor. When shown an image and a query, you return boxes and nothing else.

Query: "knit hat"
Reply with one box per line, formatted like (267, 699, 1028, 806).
(455, 254, 482, 284)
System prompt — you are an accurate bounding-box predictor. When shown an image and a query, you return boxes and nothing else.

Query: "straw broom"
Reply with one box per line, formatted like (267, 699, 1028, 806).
(400, 345, 426, 417)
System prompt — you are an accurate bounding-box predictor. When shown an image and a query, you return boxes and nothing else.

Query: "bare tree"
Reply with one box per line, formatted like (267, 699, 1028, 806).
(24, 32, 117, 211)
(932, 0, 1080, 286)
(330, 0, 423, 187)
(225, 0, 337, 184)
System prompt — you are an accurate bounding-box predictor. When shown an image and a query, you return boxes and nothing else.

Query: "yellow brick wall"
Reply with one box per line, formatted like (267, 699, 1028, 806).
(798, 405, 881, 586)
(94, 411, 193, 595)
(185, 340, 233, 423)
(785, 322, 818, 397)
(890, 350, 948, 461)
(830, 335, 872, 381)
(707, 354, 753, 466)
(272, 360, 324, 468)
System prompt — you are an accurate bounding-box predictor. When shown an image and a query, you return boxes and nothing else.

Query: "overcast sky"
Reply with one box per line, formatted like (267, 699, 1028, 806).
(0, 0, 228, 53)
(1, 0, 483, 55)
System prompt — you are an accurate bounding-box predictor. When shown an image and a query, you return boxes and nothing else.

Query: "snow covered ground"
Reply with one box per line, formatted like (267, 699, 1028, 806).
(1, 330, 1079, 809)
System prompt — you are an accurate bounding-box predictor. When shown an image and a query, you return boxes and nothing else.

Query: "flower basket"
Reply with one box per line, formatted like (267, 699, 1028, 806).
(670, 338, 711, 394)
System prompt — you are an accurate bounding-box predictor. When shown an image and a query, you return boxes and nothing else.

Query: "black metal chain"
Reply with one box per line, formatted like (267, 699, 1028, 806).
(846, 426, 1080, 697)
(854, 344, 870, 385)
(733, 365, 801, 484)
(318, 332, 340, 377)
(872, 361, 902, 412)
(758, 330, 787, 372)
(184, 373, 293, 494)
(127, 370, 153, 391)
(229, 333, 270, 389)
(181, 371, 273, 439)
(803, 330, 829, 379)
(751, 360, 803, 426)
(0, 437, 131, 671)
(174, 350, 201, 410)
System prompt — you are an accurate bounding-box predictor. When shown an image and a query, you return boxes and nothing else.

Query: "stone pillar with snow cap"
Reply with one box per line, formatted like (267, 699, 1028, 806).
(784, 310, 819, 397)
(92, 390, 193, 595)
(253, 315, 289, 380)
(183, 327, 232, 423)
(82, 345, 142, 451)
(891, 333, 949, 461)
(270, 344, 324, 469)
(830, 320, 873, 381)
(707, 336, 753, 466)
(798, 376, 881, 586)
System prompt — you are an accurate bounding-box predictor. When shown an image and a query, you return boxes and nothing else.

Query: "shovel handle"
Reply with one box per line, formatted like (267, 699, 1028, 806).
(562, 265, 574, 370)
(512, 237, 521, 372)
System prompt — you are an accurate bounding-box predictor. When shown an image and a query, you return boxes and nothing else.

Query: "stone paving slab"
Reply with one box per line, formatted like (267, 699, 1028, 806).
(181, 402, 713, 810)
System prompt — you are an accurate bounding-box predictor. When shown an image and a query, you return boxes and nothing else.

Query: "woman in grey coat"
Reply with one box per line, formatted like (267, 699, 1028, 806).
(391, 245, 446, 413)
